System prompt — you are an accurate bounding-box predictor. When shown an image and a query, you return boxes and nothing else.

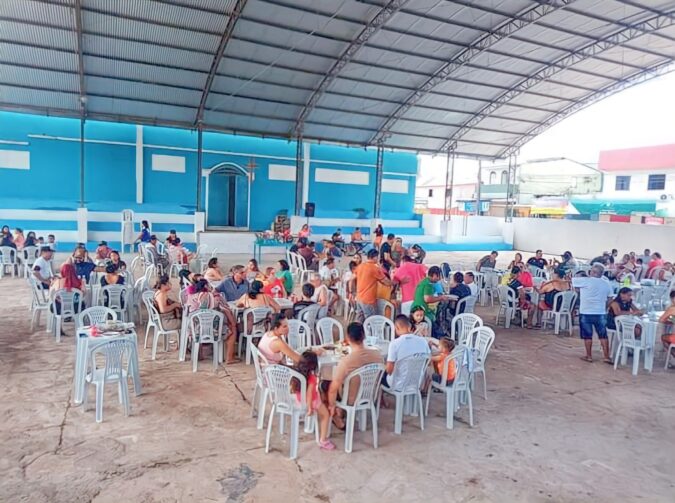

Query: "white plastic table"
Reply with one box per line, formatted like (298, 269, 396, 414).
(73, 326, 142, 405)
(316, 341, 389, 380)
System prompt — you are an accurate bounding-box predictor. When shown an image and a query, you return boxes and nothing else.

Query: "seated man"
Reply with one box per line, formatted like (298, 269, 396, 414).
(350, 227, 367, 253)
(465, 271, 479, 298)
(448, 272, 472, 315)
(216, 265, 249, 302)
(95, 240, 112, 261)
(298, 241, 318, 271)
(476, 251, 498, 271)
(71, 246, 98, 281)
(319, 258, 340, 290)
(147, 235, 170, 271)
(323, 240, 343, 259)
(292, 283, 316, 318)
(331, 228, 345, 245)
(383, 316, 431, 389)
(527, 249, 548, 270)
(327, 322, 383, 429)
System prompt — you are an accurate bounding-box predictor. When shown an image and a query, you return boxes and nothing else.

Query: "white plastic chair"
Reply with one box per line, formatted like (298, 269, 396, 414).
(295, 254, 313, 285)
(665, 340, 675, 371)
(28, 277, 50, 332)
(189, 309, 225, 372)
(83, 338, 135, 423)
(496, 285, 523, 328)
(240, 307, 272, 364)
(424, 346, 473, 429)
(142, 291, 180, 360)
(132, 277, 150, 324)
(333, 362, 384, 453)
(100, 284, 130, 321)
(541, 291, 576, 335)
(78, 306, 117, 327)
(0, 246, 18, 277)
(168, 247, 188, 278)
(613, 315, 646, 375)
(49, 288, 84, 342)
(480, 270, 499, 307)
(376, 299, 396, 321)
(298, 304, 321, 344)
(451, 313, 483, 346)
(364, 315, 395, 342)
(315, 317, 344, 345)
(455, 294, 477, 315)
(467, 326, 495, 400)
(286, 319, 311, 352)
(379, 353, 430, 435)
(250, 344, 271, 429)
(21, 246, 40, 278)
(264, 365, 318, 459)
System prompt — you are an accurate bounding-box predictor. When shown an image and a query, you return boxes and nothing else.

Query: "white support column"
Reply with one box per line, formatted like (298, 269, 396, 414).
(302, 142, 310, 207)
(76, 207, 88, 244)
(135, 125, 144, 204)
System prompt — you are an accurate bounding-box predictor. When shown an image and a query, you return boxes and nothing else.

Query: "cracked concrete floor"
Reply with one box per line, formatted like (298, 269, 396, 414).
(1, 251, 674, 503)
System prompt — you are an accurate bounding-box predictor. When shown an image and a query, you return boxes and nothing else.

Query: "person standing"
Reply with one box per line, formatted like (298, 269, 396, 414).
(350, 249, 391, 321)
(393, 255, 427, 315)
(379, 233, 397, 272)
(572, 264, 613, 363)
(32, 247, 55, 288)
(476, 251, 498, 271)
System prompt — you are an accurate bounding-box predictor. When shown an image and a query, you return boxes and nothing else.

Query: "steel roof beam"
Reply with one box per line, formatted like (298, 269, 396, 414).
(194, 0, 247, 126)
(443, 0, 675, 57)
(258, 0, 640, 78)
(438, 11, 675, 152)
(368, 0, 576, 145)
(496, 60, 675, 158)
(0, 15, 595, 102)
(73, 0, 85, 116)
(290, 0, 409, 137)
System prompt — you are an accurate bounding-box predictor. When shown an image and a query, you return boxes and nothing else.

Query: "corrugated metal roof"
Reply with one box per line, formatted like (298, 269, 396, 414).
(0, 0, 673, 158)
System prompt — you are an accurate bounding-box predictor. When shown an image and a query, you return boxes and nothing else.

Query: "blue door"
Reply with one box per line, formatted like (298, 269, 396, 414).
(206, 165, 249, 228)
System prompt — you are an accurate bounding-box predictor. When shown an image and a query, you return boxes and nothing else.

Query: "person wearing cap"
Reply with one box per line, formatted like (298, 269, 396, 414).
(556, 251, 577, 276)
(95, 240, 112, 261)
(148, 235, 170, 270)
(32, 247, 55, 288)
(166, 229, 194, 266)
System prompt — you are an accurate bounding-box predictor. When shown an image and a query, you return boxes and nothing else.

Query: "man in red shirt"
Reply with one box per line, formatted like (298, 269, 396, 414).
(393, 255, 427, 315)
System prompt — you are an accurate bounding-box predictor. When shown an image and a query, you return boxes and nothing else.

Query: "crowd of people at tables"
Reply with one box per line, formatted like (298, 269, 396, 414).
(12, 218, 675, 448)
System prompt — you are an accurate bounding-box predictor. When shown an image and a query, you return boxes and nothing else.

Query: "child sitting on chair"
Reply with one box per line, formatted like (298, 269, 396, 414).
(410, 306, 430, 337)
(291, 351, 335, 451)
(430, 336, 456, 386)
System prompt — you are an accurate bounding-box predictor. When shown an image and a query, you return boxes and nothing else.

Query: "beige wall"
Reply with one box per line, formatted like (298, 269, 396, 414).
(513, 218, 675, 259)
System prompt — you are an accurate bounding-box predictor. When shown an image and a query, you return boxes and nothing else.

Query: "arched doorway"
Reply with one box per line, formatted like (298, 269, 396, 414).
(206, 163, 249, 229)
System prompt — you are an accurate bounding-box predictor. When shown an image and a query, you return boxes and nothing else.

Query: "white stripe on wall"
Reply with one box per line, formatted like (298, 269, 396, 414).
(382, 178, 409, 194)
(315, 167, 369, 185)
(0, 209, 77, 220)
(0, 149, 30, 170)
(268, 164, 296, 182)
(89, 211, 194, 224)
(0, 139, 29, 146)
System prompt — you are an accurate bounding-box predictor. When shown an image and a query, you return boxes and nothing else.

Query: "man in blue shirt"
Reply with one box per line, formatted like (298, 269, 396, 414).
(216, 265, 249, 301)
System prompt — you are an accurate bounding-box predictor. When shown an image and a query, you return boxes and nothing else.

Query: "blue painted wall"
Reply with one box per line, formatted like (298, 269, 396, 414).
(0, 111, 418, 229)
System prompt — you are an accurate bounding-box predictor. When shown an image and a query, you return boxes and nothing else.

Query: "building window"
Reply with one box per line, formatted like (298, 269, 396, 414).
(615, 175, 631, 191)
(428, 189, 433, 197)
(647, 174, 666, 191)
(500, 170, 508, 184)
(489, 171, 496, 184)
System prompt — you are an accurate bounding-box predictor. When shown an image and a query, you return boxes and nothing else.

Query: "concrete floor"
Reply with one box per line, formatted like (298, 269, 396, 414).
(1, 251, 674, 503)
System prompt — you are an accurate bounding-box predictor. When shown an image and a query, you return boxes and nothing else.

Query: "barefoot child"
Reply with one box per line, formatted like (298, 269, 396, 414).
(292, 351, 335, 451)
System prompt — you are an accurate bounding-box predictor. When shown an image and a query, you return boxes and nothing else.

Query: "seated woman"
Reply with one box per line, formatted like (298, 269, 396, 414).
(50, 263, 86, 322)
(275, 259, 293, 295)
(508, 252, 526, 271)
(0, 225, 16, 248)
(153, 275, 182, 331)
(526, 268, 570, 328)
(257, 313, 302, 364)
(298, 224, 311, 239)
(109, 250, 127, 271)
(100, 263, 125, 308)
(166, 230, 192, 265)
(13, 228, 25, 250)
(607, 287, 642, 331)
(204, 257, 225, 283)
(659, 291, 675, 360)
(24, 231, 38, 248)
(237, 280, 281, 313)
(95, 240, 112, 261)
(310, 273, 333, 318)
(135, 220, 152, 247)
(245, 259, 264, 282)
(100, 263, 124, 286)
(186, 278, 239, 363)
(507, 267, 534, 326)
